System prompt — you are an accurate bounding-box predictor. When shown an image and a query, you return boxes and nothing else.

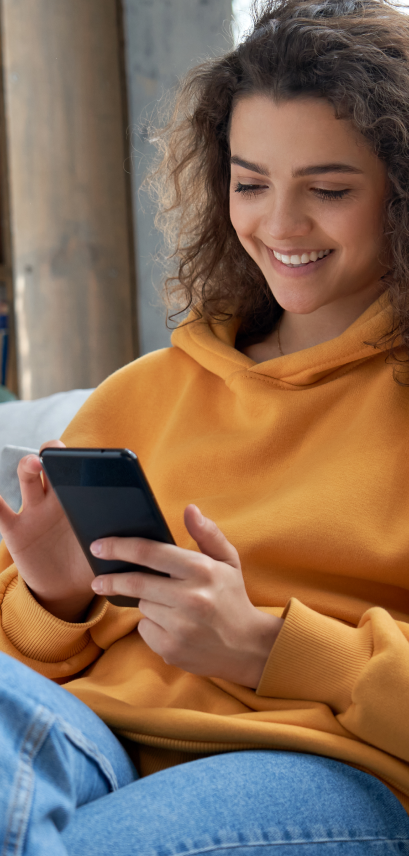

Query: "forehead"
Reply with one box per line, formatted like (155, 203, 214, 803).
(229, 94, 381, 175)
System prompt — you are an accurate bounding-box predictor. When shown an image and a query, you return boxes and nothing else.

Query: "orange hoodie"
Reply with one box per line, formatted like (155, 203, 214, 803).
(1, 294, 409, 807)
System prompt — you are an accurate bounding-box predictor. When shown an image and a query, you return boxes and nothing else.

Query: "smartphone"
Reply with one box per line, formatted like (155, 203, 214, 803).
(40, 447, 174, 608)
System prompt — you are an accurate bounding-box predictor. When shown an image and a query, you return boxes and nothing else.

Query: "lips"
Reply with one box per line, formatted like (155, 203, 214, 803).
(272, 249, 331, 267)
(266, 246, 333, 277)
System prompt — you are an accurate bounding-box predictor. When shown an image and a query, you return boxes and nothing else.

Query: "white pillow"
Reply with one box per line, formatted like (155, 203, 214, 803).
(0, 389, 93, 451)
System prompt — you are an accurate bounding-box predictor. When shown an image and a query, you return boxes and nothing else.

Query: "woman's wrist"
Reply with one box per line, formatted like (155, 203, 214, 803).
(243, 612, 284, 689)
(216, 611, 284, 689)
(32, 588, 96, 623)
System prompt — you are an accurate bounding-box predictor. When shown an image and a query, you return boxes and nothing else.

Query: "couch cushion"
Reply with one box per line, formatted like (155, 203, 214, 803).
(0, 389, 93, 451)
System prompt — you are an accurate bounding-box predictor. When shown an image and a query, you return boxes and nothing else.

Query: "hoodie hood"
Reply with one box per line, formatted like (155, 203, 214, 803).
(171, 293, 394, 389)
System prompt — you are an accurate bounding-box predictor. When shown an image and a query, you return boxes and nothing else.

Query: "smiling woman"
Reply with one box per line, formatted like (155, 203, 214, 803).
(228, 96, 389, 359)
(2, 0, 409, 854)
(147, 0, 409, 374)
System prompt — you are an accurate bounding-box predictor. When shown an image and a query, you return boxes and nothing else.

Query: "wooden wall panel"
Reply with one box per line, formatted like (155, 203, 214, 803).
(1, 0, 137, 398)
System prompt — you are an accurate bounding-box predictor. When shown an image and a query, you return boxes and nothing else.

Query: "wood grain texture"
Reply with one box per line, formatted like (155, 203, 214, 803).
(1, 0, 136, 398)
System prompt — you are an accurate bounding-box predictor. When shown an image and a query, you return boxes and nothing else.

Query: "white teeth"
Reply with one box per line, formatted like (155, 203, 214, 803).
(272, 248, 331, 266)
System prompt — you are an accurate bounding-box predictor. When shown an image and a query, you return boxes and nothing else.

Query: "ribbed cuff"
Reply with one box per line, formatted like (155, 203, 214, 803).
(1, 572, 108, 663)
(256, 598, 373, 714)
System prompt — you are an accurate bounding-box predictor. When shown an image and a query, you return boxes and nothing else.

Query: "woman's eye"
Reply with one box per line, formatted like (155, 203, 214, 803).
(234, 182, 265, 198)
(234, 183, 350, 201)
(313, 188, 350, 201)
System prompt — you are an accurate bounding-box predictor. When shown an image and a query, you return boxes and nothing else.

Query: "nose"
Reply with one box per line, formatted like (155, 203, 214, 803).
(263, 190, 312, 241)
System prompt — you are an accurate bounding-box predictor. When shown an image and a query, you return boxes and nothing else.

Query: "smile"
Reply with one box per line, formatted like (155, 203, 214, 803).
(272, 249, 331, 267)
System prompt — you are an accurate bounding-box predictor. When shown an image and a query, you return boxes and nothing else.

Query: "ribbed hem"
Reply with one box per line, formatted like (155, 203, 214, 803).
(1, 572, 108, 663)
(256, 598, 373, 714)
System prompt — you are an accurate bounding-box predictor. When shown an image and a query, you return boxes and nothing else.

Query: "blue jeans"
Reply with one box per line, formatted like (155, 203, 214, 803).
(1, 653, 409, 855)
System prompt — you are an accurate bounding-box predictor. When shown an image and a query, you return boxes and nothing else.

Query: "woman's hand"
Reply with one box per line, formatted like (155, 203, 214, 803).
(0, 440, 95, 622)
(90, 504, 283, 688)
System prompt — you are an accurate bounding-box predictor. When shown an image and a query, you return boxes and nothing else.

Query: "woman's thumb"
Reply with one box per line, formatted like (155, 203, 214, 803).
(184, 504, 241, 569)
(0, 494, 17, 538)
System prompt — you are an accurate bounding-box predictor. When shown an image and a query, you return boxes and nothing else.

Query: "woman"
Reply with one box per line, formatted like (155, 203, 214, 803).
(1, 0, 409, 852)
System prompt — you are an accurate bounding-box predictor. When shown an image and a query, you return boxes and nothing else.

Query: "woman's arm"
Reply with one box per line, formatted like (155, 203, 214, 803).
(0, 463, 281, 685)
(0, 441, 114, 678)
(87, 506, 409, 763)
(256, 596, 409, 763)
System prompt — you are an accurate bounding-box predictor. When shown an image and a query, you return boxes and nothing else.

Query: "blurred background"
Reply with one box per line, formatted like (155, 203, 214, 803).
(0, 0, 254, 401)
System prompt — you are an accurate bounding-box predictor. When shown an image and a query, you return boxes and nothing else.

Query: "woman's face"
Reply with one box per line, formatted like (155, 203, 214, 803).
(229, 95, 389, 316)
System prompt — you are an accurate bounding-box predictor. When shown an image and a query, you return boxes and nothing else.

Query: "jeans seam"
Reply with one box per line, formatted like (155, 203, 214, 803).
(1, 705, 54, 856)
(157, 837, 409, 856)
(54, 715, 119, 792)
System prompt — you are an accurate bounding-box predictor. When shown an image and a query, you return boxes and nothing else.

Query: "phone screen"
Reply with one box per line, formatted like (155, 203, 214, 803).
(40, 448, 173, 607)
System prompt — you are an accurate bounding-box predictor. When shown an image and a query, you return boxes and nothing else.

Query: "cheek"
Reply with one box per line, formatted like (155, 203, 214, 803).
(229, 194, 259, 240)
(325, 204, 386, 286)
(363, 194, 386, 247)
(321, 197, 383, 255)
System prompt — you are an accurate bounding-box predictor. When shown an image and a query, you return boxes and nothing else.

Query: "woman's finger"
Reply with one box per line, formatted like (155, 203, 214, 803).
(184, 505, 241, 569)
(0, 494, 18, 537)
(39, 439, 66, 454)
(90, 536, 205, 581)
(90, 509, 240, 580)
(91, 568, 181, 605)
(39, 439, 66, 494)
(137, 616, 171, 660)
(18, 454, 46, 508)
(133, 598, 174, 630)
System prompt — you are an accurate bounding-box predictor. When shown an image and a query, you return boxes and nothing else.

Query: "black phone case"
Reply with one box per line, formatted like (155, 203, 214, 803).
(40, 448, 174, 608)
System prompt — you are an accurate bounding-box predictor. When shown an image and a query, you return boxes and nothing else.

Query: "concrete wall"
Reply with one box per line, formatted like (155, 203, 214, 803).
(123, 0, 233, 354)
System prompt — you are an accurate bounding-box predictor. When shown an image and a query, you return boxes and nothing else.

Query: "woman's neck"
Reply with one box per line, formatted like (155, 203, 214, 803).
(241, 281, 386, 364)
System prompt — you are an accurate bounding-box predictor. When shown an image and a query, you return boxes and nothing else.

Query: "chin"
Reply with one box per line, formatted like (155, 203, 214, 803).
(267, 286, 331, 315)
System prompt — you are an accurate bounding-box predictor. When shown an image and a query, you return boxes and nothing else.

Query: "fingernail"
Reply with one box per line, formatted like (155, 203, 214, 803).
(90, 540, 102, 556)
(91, 577, 104, 593)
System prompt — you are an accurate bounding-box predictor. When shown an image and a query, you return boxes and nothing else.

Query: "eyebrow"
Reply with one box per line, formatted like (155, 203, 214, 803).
(293, 163, 364, 177)
(230, 156, 269, 176)
(230, 155, 364, 178)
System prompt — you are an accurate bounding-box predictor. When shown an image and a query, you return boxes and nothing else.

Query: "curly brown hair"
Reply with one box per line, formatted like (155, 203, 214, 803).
(144, 0, 409, 361)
